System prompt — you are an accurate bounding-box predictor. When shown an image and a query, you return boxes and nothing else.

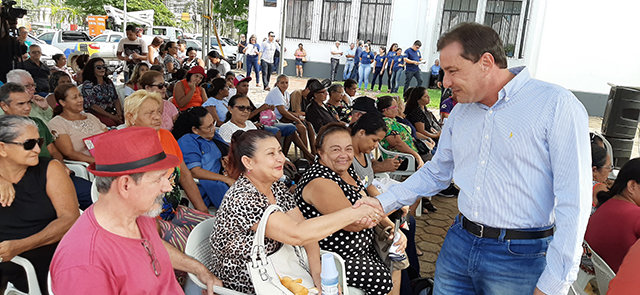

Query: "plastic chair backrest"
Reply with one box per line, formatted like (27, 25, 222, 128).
(3, 256, 42, 295)
(90, 179, 99, 203)
(377, 142, 416, 176)
(185, 218, 216, 290)
(64, 160, 92, 182)
(585, 242, 616, 294)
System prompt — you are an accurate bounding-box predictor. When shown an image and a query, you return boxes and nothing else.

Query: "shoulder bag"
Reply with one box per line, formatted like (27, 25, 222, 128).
(247, 205, 315, 294)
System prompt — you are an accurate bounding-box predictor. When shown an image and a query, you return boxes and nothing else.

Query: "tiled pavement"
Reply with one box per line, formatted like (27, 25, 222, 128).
(414, 196, 458, 277)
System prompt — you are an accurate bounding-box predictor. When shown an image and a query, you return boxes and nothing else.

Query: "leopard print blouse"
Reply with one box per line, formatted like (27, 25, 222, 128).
(208, 174, 296, 294)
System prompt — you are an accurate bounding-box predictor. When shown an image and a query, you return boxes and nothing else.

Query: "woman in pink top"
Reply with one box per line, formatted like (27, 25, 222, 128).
(294, 43, 307, 78)
(585, 158, 640, 272)
(139, 70, 179, 130)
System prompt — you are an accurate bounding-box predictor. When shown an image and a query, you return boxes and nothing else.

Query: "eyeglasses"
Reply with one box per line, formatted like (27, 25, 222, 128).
(150, 83, 166, 89)
(95, 65, 106, 70)
(1, 138, 44, 150)
(24, 83, 36, 89)
(234, 105, 252, 112)
(141, 239, 161, 277)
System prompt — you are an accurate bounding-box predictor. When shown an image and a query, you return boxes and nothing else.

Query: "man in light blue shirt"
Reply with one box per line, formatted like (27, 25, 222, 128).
(343, 43, 356, 80)
(357, 23, 591, 295)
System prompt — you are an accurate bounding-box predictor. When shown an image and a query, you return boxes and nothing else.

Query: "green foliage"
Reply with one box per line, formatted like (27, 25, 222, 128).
(64, 0, 175, 26)
(213, 0, 249, 18)
(234, 19, 247, 36)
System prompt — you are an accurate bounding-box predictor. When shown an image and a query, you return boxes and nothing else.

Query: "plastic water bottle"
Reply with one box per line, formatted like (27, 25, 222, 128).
(321, 253, 339, 295)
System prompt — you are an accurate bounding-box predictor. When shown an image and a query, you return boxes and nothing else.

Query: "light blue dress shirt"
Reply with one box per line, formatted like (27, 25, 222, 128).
(377, 67, 592, 295)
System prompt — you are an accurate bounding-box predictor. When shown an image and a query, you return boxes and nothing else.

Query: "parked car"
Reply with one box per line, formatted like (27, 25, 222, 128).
(25, 34, 65, 68)
(145, 26, 184, 41)
(37, 30, 93, 57)
(194, 36, 237, 68)
(81, 31, 124, 68)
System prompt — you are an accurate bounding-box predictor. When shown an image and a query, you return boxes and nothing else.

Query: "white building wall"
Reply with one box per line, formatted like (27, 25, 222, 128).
(531, 0, 640, 95)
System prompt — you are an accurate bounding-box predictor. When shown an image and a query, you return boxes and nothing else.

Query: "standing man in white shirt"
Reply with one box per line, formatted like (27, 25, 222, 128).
(260, 31, 279, 91)
(329, 41, 343, 81)
(355, 22, 591, 295)
(117, 25, 148, 82)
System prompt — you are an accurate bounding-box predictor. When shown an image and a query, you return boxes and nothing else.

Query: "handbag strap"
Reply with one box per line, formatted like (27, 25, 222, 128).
(250, 204, 283, 267)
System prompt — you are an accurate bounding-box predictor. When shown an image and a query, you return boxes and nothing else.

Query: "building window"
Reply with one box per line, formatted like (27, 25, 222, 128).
(439, 0, 478, 37)
(286, 0, 314, 40)
(320, 0, 351, 42)
(484, 0, 530, 58)
(357, 0, 392, 45)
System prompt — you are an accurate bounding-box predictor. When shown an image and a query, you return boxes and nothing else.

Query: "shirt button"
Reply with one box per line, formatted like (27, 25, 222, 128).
(476, 186, 480, 191)
(488, 110, 493, 114)
(480, 160, 486, 165)
(485, 134, 489, 139)
(505, 97, 510, 101)
(474, 212, 479, 217)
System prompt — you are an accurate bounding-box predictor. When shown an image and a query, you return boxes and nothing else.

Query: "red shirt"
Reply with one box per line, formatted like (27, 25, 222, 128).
(608, 239, 640, 294)
(585, 199, 640, 272)
(50, 206, 183, 294)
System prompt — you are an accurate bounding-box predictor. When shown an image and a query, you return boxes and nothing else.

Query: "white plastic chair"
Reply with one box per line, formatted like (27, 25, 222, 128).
(570, 267, 595, 295)
(63, 160, 94, 182)
(3, 256, 42, 295)
(376, 143, 416, 179)
(584, 242, 616, 294)
(90, 179, 99, 203)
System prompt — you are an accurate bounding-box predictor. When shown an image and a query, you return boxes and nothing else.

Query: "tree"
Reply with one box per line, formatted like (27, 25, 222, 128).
(64, 0, 175, 26)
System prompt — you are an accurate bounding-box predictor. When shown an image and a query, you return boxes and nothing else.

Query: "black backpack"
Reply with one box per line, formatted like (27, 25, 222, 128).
(411, 277, 434, 295)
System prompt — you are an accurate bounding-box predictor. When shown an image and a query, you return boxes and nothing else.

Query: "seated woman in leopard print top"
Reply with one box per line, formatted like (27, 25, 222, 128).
(208, 129, 382, 294)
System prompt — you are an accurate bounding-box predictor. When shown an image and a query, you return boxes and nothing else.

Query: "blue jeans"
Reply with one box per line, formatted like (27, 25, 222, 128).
(330, 58, 340, 81)
(263, 123, 296, 137)
(371, 66, 384, 90)
(358, 63, 372, 89)
(404, 70, 423, 91)
(343, 60, 355, 80)
(261, 60, 274, 88)
(434, 216, 553, 295)
(390, 68, 402, 92)
(350, 62, 360, 81)
(246, 55, 260, 85)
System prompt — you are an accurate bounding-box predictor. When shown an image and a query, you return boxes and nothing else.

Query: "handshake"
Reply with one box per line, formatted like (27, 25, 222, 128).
(351, 197, 385, 228)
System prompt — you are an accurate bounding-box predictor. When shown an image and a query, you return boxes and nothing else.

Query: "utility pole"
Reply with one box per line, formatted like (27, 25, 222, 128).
(123, 0, 127, 32)
(278, 0, 287, 74)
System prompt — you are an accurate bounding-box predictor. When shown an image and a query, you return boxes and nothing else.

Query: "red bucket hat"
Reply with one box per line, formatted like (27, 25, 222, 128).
(84, 127, 179, 177)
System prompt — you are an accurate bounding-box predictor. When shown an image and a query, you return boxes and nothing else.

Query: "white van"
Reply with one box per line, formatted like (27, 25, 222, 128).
(145, 26, 184, 41)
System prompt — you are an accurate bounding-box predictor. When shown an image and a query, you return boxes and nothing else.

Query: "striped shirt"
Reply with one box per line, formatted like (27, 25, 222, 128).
(377, 67, 592, 295)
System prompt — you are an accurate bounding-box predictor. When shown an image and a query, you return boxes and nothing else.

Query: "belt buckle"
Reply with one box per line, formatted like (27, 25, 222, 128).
(474, 223, 484, 238)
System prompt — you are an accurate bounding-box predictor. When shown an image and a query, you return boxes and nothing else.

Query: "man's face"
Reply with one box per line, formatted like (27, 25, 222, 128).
(335, 42, 340, 47)
(435, 60, 440, 66)
(345, 83, 357, 97)
(126, 31, 137, 41)
(18, 28, 27, 40)
(236, 81, 249, 95)
(20, 76, 36, 98)
(277, 78, 288, 92)
(179, 44, 186, 52)
(350, 43, 355, 49)
(29, 46, 41, 63)
(129, 169, 173, 217)
(268, 34, 274, 42)
(439, 41, 487, 104)
(0, 91, 32, 116)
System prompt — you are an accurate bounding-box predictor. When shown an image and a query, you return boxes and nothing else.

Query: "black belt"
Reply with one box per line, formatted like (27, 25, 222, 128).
(461, 215, 554, 240)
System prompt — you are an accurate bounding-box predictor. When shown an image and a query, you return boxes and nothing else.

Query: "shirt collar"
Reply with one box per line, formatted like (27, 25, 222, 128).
(497, 66, 530, 104)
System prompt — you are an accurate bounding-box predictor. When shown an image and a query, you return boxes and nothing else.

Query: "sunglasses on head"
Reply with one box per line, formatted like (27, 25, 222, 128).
(2, 138, 44, 150)
(95, 65, 106, 70)
(235, 105, 253, 112)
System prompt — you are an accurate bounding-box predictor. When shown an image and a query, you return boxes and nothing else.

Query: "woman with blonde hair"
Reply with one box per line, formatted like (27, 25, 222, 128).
(124, 90, 212, 251)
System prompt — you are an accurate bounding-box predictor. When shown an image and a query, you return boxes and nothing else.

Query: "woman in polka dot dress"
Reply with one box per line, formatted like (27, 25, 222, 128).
(295, 123, 394, 294)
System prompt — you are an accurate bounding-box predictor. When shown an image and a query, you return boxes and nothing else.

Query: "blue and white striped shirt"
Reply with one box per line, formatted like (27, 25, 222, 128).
(377, 67, 592, 295)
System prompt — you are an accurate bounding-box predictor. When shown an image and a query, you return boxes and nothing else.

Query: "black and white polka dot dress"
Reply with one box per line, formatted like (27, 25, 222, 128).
(295, 163, 393, 295)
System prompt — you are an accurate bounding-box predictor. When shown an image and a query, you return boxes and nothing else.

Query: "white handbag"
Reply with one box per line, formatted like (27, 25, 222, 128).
(247, 205, 316, 295)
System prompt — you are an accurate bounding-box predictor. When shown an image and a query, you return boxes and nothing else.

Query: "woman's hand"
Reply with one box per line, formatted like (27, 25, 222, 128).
(188, 79, 198, 90)
(194, 267, 223, 295)
(0, 177, 15, 207)
(0, 240, 21, 263)
(391, 231, 407, 253)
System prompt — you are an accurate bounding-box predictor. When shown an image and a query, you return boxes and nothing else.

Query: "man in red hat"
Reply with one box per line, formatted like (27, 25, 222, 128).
(50, 127, 222, 294)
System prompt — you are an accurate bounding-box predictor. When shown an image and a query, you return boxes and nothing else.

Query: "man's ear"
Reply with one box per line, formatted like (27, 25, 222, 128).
(480, 52, 496, 71)
(0, 101, 8, 113)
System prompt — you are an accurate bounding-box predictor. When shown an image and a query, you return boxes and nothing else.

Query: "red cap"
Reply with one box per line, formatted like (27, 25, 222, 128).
(84, 127, 179, 177)
(233, 74, 252, 86)
(187, 65, 205, 76)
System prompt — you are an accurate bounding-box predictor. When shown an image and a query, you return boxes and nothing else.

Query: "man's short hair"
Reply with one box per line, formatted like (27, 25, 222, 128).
(413, 40, 422, 47)
(344, 79, 357, 89)
(6, 69, 31, 84)
(177, 39, 186, 45)
(0, 83, 26, 104)
(29, 44, 40, 50)
(94, 173, 144, 194)
(437, 22, 507, 69)
(125, 24, 137, 33)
